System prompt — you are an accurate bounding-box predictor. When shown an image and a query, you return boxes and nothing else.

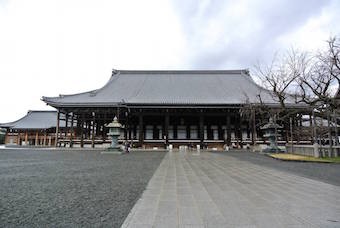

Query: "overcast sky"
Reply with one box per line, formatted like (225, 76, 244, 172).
(0, 0, 339, 122)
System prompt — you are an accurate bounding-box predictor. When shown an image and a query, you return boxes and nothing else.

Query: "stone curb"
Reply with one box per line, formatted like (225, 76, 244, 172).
(265, 153, 333, 163)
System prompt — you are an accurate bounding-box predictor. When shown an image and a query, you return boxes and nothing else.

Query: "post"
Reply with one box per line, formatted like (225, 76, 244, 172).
(327, 110, 333, 157)
(35, 131, 39, 146)
(239, 113, 243, 146)
(312, 109, 317, 143)
(64, 113, 69, 147)
(199, 114, 204, 148)
(91, 112, 95, 148)
(43, 130, 47, 146)
(55, 110, 60, 147)
(80, 113, 84, 148)
(70, 113, 74, 147)
(290, 117, 293, 154)
(333, 110, 339, 156)
(139, 114, 144, 146)
(165, 114, 169, 149)
(312, 109, 319, 157)
(226, 114, 231, 146)
(251, 108, 257, 146)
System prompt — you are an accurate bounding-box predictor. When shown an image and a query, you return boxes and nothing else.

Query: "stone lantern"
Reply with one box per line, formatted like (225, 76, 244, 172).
(106, 116, 123, 151)
(261, 117, 283, 153)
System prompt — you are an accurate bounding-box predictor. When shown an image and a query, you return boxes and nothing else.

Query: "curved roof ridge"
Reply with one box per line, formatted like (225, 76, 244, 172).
(27, 110, 57, 113)
(243, 72, 297, 104)
(42, 72, 120, 101)
(118, 69, 249, 75)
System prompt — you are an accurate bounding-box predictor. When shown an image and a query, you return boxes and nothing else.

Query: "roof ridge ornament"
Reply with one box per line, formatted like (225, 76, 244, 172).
(112, 68, 119, 76)
(90, 90, 98, 97)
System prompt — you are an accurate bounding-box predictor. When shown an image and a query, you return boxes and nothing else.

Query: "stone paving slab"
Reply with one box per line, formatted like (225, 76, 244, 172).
(122, 151, 340, 228)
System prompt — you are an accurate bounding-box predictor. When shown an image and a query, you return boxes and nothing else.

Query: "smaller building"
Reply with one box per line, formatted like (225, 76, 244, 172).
(0, 110, 65, 146)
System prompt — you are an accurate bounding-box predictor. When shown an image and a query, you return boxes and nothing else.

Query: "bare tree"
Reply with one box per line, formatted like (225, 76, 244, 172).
(255, 49, 310, 109)
(296, 37, 340, 156)
(297, 37, 339, 109)
(254, 49, 311, 143)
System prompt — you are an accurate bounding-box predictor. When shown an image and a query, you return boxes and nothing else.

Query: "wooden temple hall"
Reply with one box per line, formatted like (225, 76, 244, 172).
(42, 70, 300, 149)
(0, 111, 65, 146)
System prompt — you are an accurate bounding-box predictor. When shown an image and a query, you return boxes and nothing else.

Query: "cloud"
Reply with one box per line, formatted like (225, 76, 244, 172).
(0, 0, 185, 122)
(0, 0, 339, 122)
(170, 0, 336, 69)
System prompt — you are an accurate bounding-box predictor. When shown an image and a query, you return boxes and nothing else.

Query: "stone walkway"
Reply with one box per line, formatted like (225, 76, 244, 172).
(122, 151, 340, 228)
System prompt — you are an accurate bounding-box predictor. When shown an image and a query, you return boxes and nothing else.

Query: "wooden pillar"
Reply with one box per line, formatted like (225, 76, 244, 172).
(35, 131, 38, 146)
(124, 111, 128, 140)
(138, 114, 144, 146)
(226, 114, 231, 146)
(91, 112, 95, 148)
(296, 116, 301, 143)
(247, 120, 251, 140)
(174, 123, 178, 139)
(64, 113, 69, 147)
(186, 124, 190, 140)
(70, 113, 74, 147)
(102, 113, 108, 141)
(239, 114, 243, 144)
(251, 108, 257, 145)
(207, 123, 211, 140)
(80, 113, 84, 148)
(43, 130, 47, 146)
(218, 124, 223, 140)
(25, 131, 28, 145)
(199, 114, 204, 147)
(128, 124, 132, 140)
(55, 110, 60, 147)
(165, 114, 169, 148)
(17, 132, 20, 145)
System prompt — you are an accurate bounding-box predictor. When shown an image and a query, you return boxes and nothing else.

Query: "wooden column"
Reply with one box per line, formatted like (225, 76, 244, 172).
(186, 125, 190, 140)
(138, 114, 144, 146)
(25, 131, 28, 145)
(70, 113, 74, 147)
(207, 123, 211, 140)
(43, 130, 47, 146)
(55, 110, 60, 147)
(80, 113, 84, 148)
(128, 124, 132, 140)
(35, 132, 39, 146)
(165, 114, 169, 148)
(218, 125, 223, 140)
(17, 132, 20, 145)
(91, 112, 95, 148)
(247, 120, 251, 140)
(239, 114, 243, 144)
(124, 111, 128, 140)
(199, 115, 204, 147)
(251, 108, 257, 145)
(153, 125, 157, 139)
(64, 113, 69, 147)
(226, 114, 231, 146)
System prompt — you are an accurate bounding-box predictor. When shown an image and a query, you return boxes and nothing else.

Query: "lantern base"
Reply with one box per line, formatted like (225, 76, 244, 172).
(262, 146, 283, 153)
(101, 145, 123, 154)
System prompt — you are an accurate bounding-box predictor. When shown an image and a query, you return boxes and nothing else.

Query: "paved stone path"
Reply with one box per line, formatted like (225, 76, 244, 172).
(122, 151, 340, 228)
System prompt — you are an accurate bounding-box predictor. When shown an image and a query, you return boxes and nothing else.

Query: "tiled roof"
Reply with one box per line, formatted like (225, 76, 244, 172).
(0, 111, 64, 130)
(42, 70, 297, 107)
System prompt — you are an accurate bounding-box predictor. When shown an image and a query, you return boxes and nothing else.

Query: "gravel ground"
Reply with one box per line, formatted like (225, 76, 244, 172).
(217, 150, 340, 186)
(0, 149, 165, 227)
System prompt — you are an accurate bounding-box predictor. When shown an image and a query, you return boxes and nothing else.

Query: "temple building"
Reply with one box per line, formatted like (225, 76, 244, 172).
(42, 70, 303, 149)
(0, 110, 65, 146)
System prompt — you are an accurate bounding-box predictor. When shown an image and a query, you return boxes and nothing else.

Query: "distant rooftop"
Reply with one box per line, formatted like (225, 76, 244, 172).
(0, 110, 64, 130)
(42, 69, 297, 107)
